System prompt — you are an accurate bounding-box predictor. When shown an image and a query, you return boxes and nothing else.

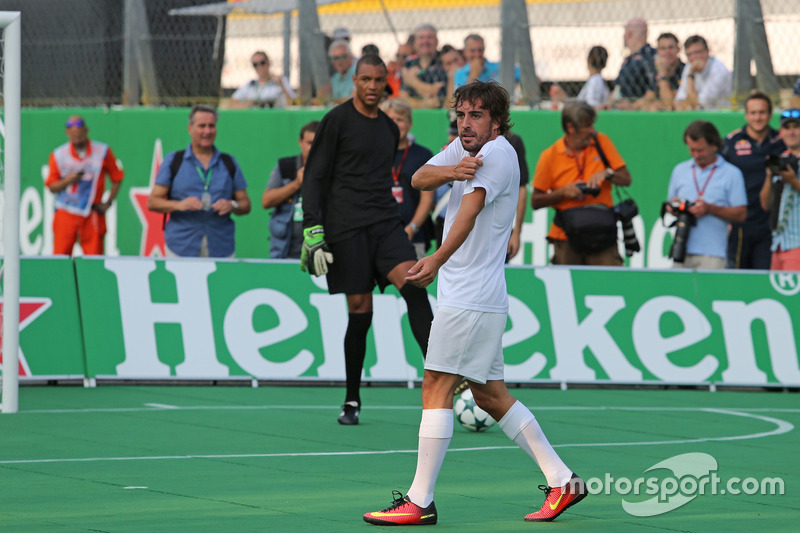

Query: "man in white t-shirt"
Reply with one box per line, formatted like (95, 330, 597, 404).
(363, 81, 587, 527)
(674, 35, 731, 110)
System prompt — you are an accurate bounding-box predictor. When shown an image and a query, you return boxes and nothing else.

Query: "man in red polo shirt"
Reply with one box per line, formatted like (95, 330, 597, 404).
(45, 115, 124, 255)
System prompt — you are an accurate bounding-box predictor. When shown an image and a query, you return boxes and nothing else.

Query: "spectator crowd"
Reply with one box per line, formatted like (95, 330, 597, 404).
(44, 21, 800, 272)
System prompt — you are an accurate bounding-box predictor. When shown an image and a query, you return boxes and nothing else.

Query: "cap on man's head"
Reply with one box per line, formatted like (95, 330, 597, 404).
(332, 27, 351, 41)
(780, 108, 800, 128)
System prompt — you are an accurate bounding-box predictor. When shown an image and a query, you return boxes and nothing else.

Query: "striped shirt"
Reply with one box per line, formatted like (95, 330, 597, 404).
(771, 178, 800, 252)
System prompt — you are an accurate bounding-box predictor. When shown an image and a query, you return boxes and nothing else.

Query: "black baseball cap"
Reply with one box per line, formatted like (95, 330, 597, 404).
(780, 108, 800, 127)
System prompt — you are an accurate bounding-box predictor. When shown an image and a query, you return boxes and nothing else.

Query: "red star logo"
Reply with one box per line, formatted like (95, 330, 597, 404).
(130, 139, 167, 256)
(0, 298, 52, 377)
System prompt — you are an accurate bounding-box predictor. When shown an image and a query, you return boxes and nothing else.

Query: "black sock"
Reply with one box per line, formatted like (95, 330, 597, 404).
(344, 312, 372, 406)
(400, 284, 433, 359)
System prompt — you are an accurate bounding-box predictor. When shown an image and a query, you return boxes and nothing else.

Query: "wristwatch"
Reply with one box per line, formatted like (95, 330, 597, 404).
(231, 200, 239, 210)
(409, 222, 419, 233)
(605, 168, 615, 179)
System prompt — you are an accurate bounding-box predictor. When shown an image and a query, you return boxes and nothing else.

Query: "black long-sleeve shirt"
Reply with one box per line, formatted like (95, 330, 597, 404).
(302, 99, 401, 243)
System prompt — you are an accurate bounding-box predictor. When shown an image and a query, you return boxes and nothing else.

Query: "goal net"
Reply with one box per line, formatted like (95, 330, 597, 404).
(1, 11, 21, 414)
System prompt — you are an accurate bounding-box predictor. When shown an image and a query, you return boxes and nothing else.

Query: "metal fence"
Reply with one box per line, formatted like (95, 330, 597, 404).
(7, 0, 800, 108)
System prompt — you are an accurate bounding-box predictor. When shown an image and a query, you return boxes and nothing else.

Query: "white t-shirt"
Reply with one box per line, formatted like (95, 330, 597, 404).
(231, 77, 295, 108)
(674, 56, 732, 109)
(576, 73, 609, 108)
(426, 135, 520, 313)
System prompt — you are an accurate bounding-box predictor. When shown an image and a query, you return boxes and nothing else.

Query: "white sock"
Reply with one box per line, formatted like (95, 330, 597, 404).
(406, 409, 453, 508)
(498, 401, 572, 488)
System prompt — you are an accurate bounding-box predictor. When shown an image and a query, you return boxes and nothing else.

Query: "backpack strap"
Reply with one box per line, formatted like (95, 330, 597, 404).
(168, 149, 185, 193)
(163, 149, 185, 230)
(219, 153, 237, 181)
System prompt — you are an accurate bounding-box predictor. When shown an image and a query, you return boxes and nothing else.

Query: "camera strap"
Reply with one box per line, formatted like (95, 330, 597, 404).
(591, 133, 630, 203)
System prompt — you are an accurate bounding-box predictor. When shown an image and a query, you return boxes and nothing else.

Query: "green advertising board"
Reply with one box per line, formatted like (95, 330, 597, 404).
(63, 257, 800, 386)
(0, 258, 85, 378)
(16, 108, 753, 265)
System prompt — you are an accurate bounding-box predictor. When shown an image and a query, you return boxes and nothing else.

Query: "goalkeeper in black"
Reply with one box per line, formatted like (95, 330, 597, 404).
(301, 54, 434, 425)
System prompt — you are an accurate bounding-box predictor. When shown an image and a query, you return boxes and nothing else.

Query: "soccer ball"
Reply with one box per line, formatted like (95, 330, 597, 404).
(454, 389, 496, 432)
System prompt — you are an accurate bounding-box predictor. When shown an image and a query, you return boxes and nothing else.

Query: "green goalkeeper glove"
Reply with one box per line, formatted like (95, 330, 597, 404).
(300, 225, 334, 276)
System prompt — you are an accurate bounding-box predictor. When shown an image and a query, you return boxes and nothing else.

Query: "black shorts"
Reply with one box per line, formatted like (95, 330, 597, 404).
(325, 219, 417, 295)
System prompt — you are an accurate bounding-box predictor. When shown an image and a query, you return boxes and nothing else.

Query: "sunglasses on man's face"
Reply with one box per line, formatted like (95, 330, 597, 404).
(252, 60, 268, 68)
(330, 55, 349, 61)
(65, 119, 84, 128)
(782, 109, 800, 119)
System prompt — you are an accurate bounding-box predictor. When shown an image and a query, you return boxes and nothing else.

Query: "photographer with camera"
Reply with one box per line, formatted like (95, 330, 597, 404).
(759, 109, 800, 271)
(532, 101, 632, 266)
(721, 91, 786, 269)
(665, 120, 746, 269)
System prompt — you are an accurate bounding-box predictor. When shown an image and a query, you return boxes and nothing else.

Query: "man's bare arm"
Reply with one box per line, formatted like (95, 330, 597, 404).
(412, 156, 483, 191)
(405, 188, 486, 287)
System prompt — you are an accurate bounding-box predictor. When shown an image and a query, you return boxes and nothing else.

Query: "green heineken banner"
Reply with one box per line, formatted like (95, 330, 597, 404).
(62, 257, 799, 386)
(0, 258, 85, 378)
(13, 108, 754, 266)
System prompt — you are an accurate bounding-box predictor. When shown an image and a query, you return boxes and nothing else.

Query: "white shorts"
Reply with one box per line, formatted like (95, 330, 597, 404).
(424, 305, 507, 384)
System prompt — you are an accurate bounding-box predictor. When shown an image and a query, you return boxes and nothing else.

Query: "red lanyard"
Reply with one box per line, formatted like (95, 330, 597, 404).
(392, 144, 411, 186)
(692, 164, 717, 197)
(571, 149, 586, 179)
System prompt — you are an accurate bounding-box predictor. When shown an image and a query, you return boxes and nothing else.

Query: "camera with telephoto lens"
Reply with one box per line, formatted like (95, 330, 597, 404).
(767, 153, 799, 174)
(613, 198, 640, 256)
(662, 199, 696, 263)
(576, 182, 601, 196)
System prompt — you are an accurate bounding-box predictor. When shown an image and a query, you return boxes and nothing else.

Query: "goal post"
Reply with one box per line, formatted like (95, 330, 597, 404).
(1, 11, 21, 414)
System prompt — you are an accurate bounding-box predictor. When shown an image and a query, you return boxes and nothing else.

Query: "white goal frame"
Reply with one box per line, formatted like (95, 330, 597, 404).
(1, 11, 21, 414)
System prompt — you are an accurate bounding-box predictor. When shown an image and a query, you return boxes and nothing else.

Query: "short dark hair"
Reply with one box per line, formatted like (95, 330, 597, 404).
(361, 43, 380, 56)
(299, 120, 319, 139)
(684, 120, 722, 149)
(561, 101, 596, 133)
(464, 33, 484, 46)
(355, 53, 387, 75)
(452, 80, 512, 137)
(189, 104, 218, 125)
(684, 34, 708, 51)
(587, 45, 608, 70)
(745, 90, 773, 115)
(657, 33, 679, 46)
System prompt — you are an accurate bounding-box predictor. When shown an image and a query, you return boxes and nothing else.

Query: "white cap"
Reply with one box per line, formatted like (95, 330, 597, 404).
(332, 27, 351, 41)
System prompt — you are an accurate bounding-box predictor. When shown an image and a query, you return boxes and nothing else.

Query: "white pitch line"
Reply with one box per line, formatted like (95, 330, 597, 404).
(0, 408, 792, 466)
(144, 403, 178, 409)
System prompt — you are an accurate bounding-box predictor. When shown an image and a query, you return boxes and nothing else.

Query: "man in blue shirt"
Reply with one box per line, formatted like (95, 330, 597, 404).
(453, 34, 499, 88)
(327, 40, 356, 103)
(721, 91, 785, 269)
(667, 120, 747, 269)
(148, 105, 251, 257)
(452, 34, 518, 99)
